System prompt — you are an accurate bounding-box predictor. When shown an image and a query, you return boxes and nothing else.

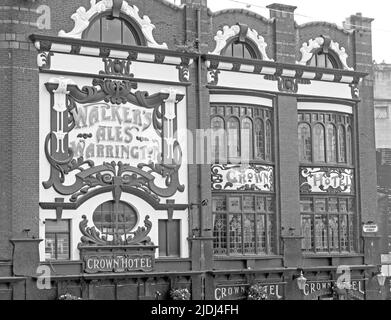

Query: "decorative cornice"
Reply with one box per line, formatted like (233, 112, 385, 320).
(204, 54, 366, 86)
(58, 0, 167, 49)
(297, 36, 353, 71)
(209, 24, 273, 61)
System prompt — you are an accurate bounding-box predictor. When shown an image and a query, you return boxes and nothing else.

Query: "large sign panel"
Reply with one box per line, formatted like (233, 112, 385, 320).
(300, 167, 354, 194)
(69, 102, 164, 166)
(211, 164, 274, 192)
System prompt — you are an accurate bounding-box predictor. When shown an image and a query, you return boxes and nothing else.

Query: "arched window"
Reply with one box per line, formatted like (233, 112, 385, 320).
(313, 124, 325, 163)
(308, 49, 340, 69)
(227, 118, 240, 160)
(223, 40, 257, 59)
(84, 14, 142, 45)
(346, 126, 353, 165)
(265, 120, 272, 161)
(326, 124, 337, 163)
(298, 123, 312, 162)
(338, 125, 346, 163)
(241, 118, 253, 161)
(211, 117, 225, 162)
(255, 119, 265, 160)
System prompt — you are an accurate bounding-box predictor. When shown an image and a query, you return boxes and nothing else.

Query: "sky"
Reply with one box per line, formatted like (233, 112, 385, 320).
(172, 0, 391, 63)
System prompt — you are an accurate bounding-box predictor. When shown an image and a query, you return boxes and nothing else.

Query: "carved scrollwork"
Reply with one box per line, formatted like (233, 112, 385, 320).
(100, 58, 133, 77)
(43, 78, 185, 204)
(79, 214, 154, 246)
(209, 24, 273, 61)
(58, 0, 167, 49)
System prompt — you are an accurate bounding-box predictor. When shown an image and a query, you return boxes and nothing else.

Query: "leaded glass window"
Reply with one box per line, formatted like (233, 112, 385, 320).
(300, 197, 355, 253)
(298, 112, 353, 165)
(212, 195, 275, 256)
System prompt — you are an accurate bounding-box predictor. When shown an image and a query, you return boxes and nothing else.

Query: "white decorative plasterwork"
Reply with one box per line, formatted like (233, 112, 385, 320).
(58, 0, 167, 49)
(330, 40, 353, 71)
(297, 37, 353, 70)
(49, 77, 76, 153)
(209, 25, 240, 56)
(209, 25, 273, 61)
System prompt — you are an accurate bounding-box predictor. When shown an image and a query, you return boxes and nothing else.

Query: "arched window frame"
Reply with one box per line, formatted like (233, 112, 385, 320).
(307, 48, 342, 69)
(82, 11, 146, 46)
(298, 122, 312, 163)
(313, 123, 326, 163)
(211, 116, 226, 163)
(221, 37, 261, 60)
(227, 116, 241, 161)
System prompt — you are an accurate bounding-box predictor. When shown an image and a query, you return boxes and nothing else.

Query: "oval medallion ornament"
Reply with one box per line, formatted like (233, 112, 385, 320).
(93, 201, 138, 236)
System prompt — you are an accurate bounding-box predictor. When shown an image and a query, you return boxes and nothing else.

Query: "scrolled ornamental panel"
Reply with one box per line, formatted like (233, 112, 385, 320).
(211, 164, 274, 192)
(43, 77, 185, 204)
(299, 167, 354, 194)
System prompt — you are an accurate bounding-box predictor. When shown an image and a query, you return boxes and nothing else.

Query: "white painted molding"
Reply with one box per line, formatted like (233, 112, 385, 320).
(330, 40, 353, 71)
(246, 28, 273, 61)
(58, 0, 167, 49)
(209, 25, 273, 61)
(297, 37, 353, 70)
(209, 25, 240, 55)
(296, 37, 324, 65)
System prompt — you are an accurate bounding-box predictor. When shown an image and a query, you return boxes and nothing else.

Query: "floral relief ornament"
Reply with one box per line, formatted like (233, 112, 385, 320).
(297, 37, 353, 70)
(59, 0, 167, 49)
(209, 25, 273, 61)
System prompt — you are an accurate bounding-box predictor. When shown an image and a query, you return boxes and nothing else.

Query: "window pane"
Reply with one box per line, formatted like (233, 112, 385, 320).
(298, 123, 312, 162)
(227, 118, 240, 159)
(241, 118, 253, 161)
(349, 216, 354, 251)
(158, 220, 167, 256)
(243, 44, 252, 59)
(102, 17, 122, 44)
(340, 215, 349, 252)
(122, 22, 138, 45)
(255, 119, 265, 160)
(233, 43, 244, 58)
(317, 53, 327, 68)
(213, 213, 227, 255)
(225, 43, 233, 57)
(213, 196, 227, 212)
(86, 18, 101, 41)
(56, 234, 70, 260)
(243, 196, 255, 212)
(229, 214, 242, 254)
(46, 220, 69, 233)
(265, 120, 272, 161)
(328, 216, 339, 252)
(313, 124, 325, 162)
(315, 199, 326, 213)
(211, 117, 225, 162)
(326, 124, 337, 163)
(256, 214, 266, 254)
(300, 198, 313, 213)
(346, 126, 353, 164)
(228, 197, 241, 212)
(301, 215, 314, 252)
(338, 125, 346, 163)
(268, 215, 275, 254)
(315, 216, 328, 252)
(167, 220, 180, 257)
(45, 234, 56, 260)
(328, 198, 338, 213)
(256, 196, 265, 212)
(243, 213, 255, 254)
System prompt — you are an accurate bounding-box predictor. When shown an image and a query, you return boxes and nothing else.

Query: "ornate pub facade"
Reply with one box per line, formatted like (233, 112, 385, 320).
(0, 0, 383, 300)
